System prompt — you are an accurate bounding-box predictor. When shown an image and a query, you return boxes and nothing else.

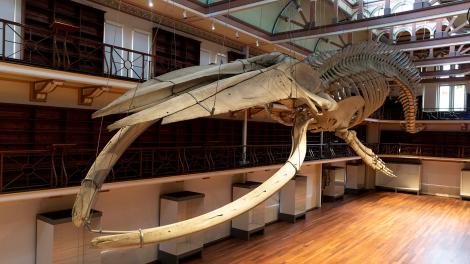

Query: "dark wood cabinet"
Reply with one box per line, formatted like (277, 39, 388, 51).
(23, 0, 105, 73)
(227, 51, 245, 62)
(153, 28, 201, 76)
(0, 104, 316, 150)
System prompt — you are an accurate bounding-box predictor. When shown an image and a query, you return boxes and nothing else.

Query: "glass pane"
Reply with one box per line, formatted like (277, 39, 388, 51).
(438, 85, 450, 111)
(104, 23, 123, 76)
(200, 50, 211, 65)
(0, 0, 19, 59)
(132, 31, 150, 79)
(453, 85, 466, 111)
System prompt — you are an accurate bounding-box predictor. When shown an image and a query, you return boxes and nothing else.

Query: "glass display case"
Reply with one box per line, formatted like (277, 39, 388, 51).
(346, 162, 366, 192)
(36, 209, 102, 264)
(323, 166, 346, 201)
(158, 191, 205, 264)
(231, 181, 266, 240)
(279, 175, 307, 223)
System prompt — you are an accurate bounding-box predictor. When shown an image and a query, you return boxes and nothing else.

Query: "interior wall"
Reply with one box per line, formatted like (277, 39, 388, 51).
(0, 164, 323, 264)
(0, 79, 121, 110)
(373, 159, 466, 197)
(420, 160, 463, 197)
(422, 83, 438, 110)
(0, 196, 74, 264)
(77, 0, 234, 61)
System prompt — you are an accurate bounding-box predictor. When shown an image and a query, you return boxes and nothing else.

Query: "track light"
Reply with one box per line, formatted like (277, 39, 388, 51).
(235, 31, 240, 39)
(256, 39, 259, 47)
(211, 21, 216, 31)
(183, 10, 187, 19)
(148, 0, 153, 7)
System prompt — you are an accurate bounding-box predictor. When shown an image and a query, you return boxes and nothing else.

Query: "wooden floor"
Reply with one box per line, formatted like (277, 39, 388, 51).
(186, 192, 470, 264)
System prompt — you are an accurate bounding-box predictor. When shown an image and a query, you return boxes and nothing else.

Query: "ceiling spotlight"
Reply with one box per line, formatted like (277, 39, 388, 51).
(256, 39, 259, 47)
(183, 10, 187, 19)
(148, 0, 153, 7)
(235, 31, 240, 39)
(211, 21, 216, 31)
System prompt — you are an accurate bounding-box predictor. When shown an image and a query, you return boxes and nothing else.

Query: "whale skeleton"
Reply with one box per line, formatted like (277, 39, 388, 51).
(72, 42, 420, 249)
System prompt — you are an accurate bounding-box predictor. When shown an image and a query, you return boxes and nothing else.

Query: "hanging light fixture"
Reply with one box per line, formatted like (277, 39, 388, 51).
(211, 21, 216, 31)
(235, 31, 240, 39)
(148, 0, 153, 7)
(256, 39, 259, 47)
(183, 10, 187, 19)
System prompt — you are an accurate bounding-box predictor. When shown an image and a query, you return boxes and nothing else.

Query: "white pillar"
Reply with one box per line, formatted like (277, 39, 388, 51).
(241, 46, 249, 165)
(384, 0, 391, 15)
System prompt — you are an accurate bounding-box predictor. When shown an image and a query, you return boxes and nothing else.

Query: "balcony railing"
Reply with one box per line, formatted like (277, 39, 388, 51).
(379, 143, 470, 158)
(372, 106, 470, 121)
(0, 19, 154, 82)
(3, 142, 469, 195)
(419, 108, 470, 120)
(0, 143, 358, 194)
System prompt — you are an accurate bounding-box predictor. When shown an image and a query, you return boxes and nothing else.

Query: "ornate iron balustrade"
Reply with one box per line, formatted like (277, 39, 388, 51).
(419, 108, 470, 120)
(371, 106, 470, 121)
(378, 143, 470, 158)
(0, 143, 357, 193)
(3, 143, 470, 194)
(0, 19, 154, 82)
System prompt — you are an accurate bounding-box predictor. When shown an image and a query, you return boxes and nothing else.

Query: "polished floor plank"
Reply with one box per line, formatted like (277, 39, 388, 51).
(186, 192, 470, 264)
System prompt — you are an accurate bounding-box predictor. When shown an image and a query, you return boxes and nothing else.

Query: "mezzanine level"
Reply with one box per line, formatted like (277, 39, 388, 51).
(0, 19, 154, 83)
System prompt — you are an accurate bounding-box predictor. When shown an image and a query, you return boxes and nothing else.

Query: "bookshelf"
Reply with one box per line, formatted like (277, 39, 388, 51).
(153, 28, 201, 76)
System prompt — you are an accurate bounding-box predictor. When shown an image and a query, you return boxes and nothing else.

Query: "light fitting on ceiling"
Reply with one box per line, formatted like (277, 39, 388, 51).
(256, 39, 259, 47)
(211, 21, 216, 31)
(235, 31, 240, 39)
(183, 10, 187, 19)
(148, 0, 153, 7)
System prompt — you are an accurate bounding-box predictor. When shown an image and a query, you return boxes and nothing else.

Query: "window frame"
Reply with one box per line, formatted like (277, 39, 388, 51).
(437, 83, 467, 112)
(130, 29, 151, 79)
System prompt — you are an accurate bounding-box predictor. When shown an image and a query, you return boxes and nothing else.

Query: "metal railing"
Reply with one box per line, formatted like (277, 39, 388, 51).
(2, 142, 470, 194)
(378, 143, 470, 158)
(0, 143, 356, 193)
(420, 108, 470, 120)
(371, 107, 470, 121)
(0, 19, 154, 82)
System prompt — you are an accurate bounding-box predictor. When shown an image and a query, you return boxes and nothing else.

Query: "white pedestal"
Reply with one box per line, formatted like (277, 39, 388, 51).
(231, 182, 266, 240)
(461, 170, 470, 199)
(323, 166, 345, 201)
(158, 191, 205, 264)
(279, 175, 307, 223)
(346, 163, 366, 191)
(36, 209, 102, 264)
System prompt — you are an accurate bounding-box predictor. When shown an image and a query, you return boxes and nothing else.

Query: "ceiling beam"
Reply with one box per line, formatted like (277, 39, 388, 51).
(215, 15, 274, 41)
(414, 55, 470, 67)
(421, 76, 470, 83)
(396, 34, 470, 51)
(279, 42, 312, 56)
(172, 0, 279, 16)
(421, 69, 470, 78)
(271, 0, 470, 43)
(209, 0, 279, 15)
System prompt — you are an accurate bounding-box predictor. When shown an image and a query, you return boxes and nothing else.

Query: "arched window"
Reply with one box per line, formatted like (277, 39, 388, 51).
(415, 27, 431, 40)
(393, 28, 412, 43)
